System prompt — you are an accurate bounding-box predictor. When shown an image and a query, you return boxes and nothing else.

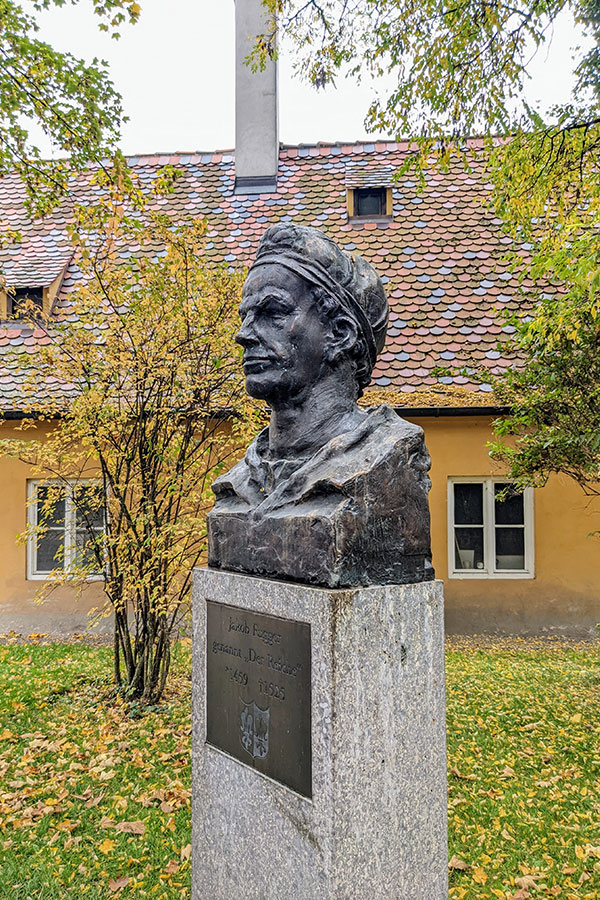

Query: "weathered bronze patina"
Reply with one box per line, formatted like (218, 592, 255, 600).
(207, 224, 434, 587)
(206, 600, 312, 797)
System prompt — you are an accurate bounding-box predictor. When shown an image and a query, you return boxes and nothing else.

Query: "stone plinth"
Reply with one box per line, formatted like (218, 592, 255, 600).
(192, 569, 448, 900)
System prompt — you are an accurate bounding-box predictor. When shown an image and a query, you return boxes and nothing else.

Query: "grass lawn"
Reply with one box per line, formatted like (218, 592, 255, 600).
(0, 637, 598, 899)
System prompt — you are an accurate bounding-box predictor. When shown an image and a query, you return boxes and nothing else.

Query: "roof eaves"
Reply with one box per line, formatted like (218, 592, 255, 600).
(396, 405, 510, 417)
(0, 409, 64, 420)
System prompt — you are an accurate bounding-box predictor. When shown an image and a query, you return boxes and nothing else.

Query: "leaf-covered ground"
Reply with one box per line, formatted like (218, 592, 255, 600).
(446, 637, 600, 899)
(0, 640, 192, 898)
(0, 636, 598, 898)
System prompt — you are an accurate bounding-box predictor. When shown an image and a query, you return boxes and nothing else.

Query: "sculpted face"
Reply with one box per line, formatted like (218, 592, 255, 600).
(236, 264, 329, 405)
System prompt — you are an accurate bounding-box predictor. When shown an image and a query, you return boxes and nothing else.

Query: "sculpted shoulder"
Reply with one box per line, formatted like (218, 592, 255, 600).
(348, 405, 430, 472)
(366, 403, 425, 443)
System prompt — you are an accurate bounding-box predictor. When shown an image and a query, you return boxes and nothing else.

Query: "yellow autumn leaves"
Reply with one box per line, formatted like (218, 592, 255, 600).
(446, 636, 600, 900)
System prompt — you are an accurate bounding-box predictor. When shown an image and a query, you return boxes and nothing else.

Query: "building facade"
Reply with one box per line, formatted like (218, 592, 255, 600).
(0, 136, 597, 636)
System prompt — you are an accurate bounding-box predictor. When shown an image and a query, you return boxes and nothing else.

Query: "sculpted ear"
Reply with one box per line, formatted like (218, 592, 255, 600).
(326, 313, 360, 364)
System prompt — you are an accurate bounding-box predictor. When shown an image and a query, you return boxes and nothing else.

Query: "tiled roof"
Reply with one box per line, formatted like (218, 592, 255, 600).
(0, 139, 547, 411)
(345, 163, 397, 188)
(0, 174, 74, 289)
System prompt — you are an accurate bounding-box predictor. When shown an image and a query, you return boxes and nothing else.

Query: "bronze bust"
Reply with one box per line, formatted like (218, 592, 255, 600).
(207, 224, 434, 587)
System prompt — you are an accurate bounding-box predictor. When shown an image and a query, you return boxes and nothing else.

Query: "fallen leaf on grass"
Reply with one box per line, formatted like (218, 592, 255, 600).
(449, 855, 469, 871)
(502, 828, 515, 842)
(98, 839, 115, 855)
(500, 765, 515, 778)
(164, 860, 179, 875)
(115, 820, 145, 835)
(451, 766, 476, 781)
(180, 844, 192, 861)
(472, 867, 488, 884)
(108, 876, 130, 892)
(515, 875, 538, 889)
(510, 890, 531, 900)
(63, 836, 82, 850)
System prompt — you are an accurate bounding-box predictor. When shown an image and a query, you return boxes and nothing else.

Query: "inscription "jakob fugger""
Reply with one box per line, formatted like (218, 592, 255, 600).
(206, 600, 312, 797)
(228, 614, 283, 647)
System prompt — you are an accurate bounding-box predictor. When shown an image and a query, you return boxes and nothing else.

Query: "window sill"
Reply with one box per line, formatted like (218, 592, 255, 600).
(348, 215, 393, 225)
(449, 571, 535, 580)
(27, 573, 104, 582)
(1, 318, 46, 326)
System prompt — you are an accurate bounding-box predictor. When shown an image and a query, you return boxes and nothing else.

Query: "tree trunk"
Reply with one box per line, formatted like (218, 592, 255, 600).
(114, 603, 175, 704)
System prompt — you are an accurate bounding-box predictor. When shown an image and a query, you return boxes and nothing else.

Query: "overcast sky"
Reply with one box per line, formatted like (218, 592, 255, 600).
(30, 0, 584, 157)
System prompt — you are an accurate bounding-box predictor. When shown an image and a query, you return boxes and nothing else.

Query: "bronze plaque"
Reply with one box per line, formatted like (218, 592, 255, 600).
(206, 600, 312, 797)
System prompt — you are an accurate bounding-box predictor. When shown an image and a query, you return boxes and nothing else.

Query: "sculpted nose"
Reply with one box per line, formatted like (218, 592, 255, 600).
(235, 317, 257, 348)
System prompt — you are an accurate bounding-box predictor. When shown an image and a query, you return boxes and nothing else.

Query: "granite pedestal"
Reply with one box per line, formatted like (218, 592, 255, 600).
(192, 568, 448, 900)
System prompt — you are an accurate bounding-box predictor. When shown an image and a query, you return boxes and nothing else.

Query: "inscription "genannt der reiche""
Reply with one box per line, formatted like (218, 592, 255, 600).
(211, 638, 303, 678)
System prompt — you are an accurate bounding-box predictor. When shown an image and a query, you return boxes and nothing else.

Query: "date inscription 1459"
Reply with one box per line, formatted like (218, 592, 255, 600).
(206, 600, 312, 798)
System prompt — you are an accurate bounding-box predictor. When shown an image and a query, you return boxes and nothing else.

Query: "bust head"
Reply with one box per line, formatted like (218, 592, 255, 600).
(236, 224, 389, 406)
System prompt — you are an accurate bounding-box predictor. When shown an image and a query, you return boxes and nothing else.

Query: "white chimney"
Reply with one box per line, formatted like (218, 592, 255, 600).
(234, 0, 279, 193)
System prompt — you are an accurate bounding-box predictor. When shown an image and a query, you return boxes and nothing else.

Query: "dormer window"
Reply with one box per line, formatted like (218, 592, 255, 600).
(1, 263, 69, 321)
(347, 186, 393, 222)
(345, 163, 395, 222)
(8, 287, 44, 319)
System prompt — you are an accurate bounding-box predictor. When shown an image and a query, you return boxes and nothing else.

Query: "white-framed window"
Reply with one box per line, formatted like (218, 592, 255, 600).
(27, 480, 105, 580)
(448, 478, 534, 579)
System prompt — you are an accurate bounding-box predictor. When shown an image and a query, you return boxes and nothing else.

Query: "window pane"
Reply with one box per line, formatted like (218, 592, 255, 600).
(73, 485, 104, 529)
(75, 529, 102, 571)
(495, 528, 525, 570)
(494, 484, 524, 525)
(12, 288, 43, 319)
(37, 486, 65, 528)
(355, 188, 385, 217)
(454, 527, 484, 570)
(454, 483, 483, 525)
(36, 530, 64, 572)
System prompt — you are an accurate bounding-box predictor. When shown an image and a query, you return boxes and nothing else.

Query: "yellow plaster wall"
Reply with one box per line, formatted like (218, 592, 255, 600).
(406, 414, 600, 635)
(0, 420, 107, 635)
(0, 414, 598, 636)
